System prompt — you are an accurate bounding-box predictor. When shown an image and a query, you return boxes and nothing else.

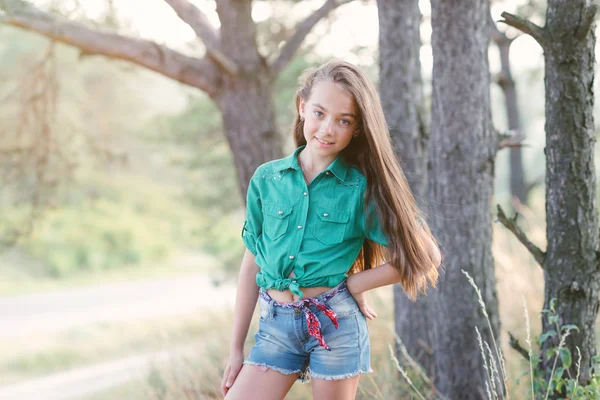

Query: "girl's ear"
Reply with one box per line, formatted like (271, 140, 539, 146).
(299, 99, 306, 120)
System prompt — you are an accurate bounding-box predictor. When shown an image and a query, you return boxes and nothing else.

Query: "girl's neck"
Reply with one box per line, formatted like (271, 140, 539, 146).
(298, 148, 337, 176)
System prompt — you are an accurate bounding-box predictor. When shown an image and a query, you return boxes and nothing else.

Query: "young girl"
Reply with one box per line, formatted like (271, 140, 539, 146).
(221, 60, 441, 400)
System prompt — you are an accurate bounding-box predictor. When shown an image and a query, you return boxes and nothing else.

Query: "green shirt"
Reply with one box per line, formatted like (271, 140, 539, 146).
(242, 145, 388, 299)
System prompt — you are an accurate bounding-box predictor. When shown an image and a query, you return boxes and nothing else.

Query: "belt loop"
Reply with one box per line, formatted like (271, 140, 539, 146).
(268, 299, 275, 319)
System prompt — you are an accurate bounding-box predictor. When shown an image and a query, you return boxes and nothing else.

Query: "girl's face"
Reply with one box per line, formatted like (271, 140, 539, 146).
(299, 81, 358, 160)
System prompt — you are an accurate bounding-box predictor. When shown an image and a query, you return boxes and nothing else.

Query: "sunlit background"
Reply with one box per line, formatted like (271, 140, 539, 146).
(0, 0, 598, 398)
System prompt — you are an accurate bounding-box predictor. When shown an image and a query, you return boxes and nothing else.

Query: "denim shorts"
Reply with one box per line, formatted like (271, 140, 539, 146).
(244, 281, 372, 381)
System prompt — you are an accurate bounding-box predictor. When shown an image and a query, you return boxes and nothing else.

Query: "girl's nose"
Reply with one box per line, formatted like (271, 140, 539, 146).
(321, 118, 334, 134)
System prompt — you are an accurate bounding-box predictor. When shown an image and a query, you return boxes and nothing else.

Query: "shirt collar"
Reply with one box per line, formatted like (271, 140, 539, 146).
(275, 145, 349, 182)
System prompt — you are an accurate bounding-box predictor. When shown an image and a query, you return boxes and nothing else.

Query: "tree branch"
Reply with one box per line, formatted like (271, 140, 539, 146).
(270, 0, 354, 77)
(508, 332, 531, 361)
(577, 4, 598, 40)
(0, 2, 221, 97)
(162, 0, 238, 76)
(488, 12, 518, 48)
(496, 205, 546, 267)
(498, 130, 526, 150)
(498, 12, 546, 47)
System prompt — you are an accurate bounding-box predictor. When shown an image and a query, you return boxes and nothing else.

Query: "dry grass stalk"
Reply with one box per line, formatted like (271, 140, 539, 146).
(485, 341, 500, 399)
(573, 346, 582, 398)
(388, 344, 427, 400)
(544, 329, 572, 400)
(462, 269, 510, 398)
(477, 326, 494, 394)
(523, 295, 535, 400)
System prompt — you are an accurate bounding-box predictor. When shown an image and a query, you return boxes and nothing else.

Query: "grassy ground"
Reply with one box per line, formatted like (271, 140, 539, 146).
(82, 286, 416, 400)
(0, 311, 220, 386)
(3, 192, 597, 399)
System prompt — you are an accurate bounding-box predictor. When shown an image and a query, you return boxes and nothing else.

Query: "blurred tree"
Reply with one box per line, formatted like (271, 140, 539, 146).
(0, 0, 354, 199)
(377, 0, 434, 376)
(0, 26, 149, 244)
(489, 0, 546, 207)
(498, 0, 599, 393)
(490, 14, 528, 206)
(146, 55, 318, 216)
(428, 0, 502, 398)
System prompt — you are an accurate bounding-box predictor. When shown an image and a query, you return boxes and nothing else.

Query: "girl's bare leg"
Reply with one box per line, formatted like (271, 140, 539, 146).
(224, 365, 298, 400)
(311, 376, 360, 400)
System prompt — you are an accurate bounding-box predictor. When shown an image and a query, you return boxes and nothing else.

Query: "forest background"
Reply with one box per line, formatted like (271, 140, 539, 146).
(0, 0, 598, 399)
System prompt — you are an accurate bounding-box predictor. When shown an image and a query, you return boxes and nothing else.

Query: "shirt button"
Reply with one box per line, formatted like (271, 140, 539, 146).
(278, 210, 283, 215)
(326, 171, 330, 175)
(289, 255, 295, 260)
(297, 225, 302, 229)
(303, 192, 307, 196)
(323, 213, 329, 217)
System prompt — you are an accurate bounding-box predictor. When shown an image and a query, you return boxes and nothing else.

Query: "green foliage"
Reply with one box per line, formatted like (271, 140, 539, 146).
(522, 300, 600, 399)
(18, 172, 201, 278)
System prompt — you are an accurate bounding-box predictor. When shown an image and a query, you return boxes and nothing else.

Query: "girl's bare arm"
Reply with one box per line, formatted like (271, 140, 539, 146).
(348, 231, 442, 295)
(229, 249, 261, 352)
(221, 249, 260, 396)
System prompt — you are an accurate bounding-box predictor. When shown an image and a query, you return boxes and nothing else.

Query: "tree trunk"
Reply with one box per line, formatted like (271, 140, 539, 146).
(541, 0, 599, 386)
(215, 0, 283, 195)
(377, 0, 433, 375)
(216, 74, 283, 195)
(491, 30, 528, 205)
(429, 0, 501, 398)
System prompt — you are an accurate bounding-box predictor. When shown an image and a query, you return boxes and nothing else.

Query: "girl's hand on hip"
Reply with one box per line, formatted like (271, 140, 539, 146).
(352, 291, 378, 320)
(221, 350, 244, 397)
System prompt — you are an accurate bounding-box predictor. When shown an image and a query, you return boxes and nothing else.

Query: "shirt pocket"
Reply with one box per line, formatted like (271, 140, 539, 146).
(313, 205, 350, 245)
(262, 203, 293, 241)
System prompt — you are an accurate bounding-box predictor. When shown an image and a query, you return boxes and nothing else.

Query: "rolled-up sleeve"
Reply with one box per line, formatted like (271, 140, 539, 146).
(241, 169, 262, 255)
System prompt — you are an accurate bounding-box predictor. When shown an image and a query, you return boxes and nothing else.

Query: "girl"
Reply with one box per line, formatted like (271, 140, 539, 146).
(221, 60, 441, 400)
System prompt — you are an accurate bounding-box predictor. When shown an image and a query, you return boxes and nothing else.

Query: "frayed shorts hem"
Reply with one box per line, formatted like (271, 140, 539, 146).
(243, 361, 309, 382)
(308, 368, 373, 381)
(243, 361, 372, 383)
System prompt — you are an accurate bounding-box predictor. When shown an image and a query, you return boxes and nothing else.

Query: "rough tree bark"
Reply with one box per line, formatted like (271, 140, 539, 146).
(429, 0, 501, 398)
(499, 1, 599, 390)
(377, 0, 433, 375)
(0, 0, 352, 198)
(489, 16, 528, 205)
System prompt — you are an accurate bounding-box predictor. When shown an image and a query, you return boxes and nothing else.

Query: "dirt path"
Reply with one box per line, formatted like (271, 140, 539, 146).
(0, 344, 201, 400)
(0, 274, 236, 338)
(0, 273, 236, 399)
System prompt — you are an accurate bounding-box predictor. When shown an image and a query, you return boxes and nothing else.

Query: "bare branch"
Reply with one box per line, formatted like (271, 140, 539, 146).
(577, 4, 598, 40)
(270, 0, 354, 77)
(508, 332, 531, 361)
(498, 130, 527, 150)
(496, 205, 546, 267)
(498, 138, 526, 149)
(498, 11, 546, 47)
(162, 0, 238, 75)
(488, 12, 516, 45)
(0, 2, 221, 97)
(163, 0, 218, 47)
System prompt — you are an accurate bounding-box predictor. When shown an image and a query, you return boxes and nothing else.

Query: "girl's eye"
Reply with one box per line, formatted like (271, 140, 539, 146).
(340, 119, 351, 126)
(314, 111, 324, 118)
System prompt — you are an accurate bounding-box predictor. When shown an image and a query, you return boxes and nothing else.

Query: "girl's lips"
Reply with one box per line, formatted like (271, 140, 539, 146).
(316, 137, 333, 146)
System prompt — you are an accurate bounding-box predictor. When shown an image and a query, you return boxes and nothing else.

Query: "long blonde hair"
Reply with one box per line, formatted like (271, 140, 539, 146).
(292, 60, 439, 300)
